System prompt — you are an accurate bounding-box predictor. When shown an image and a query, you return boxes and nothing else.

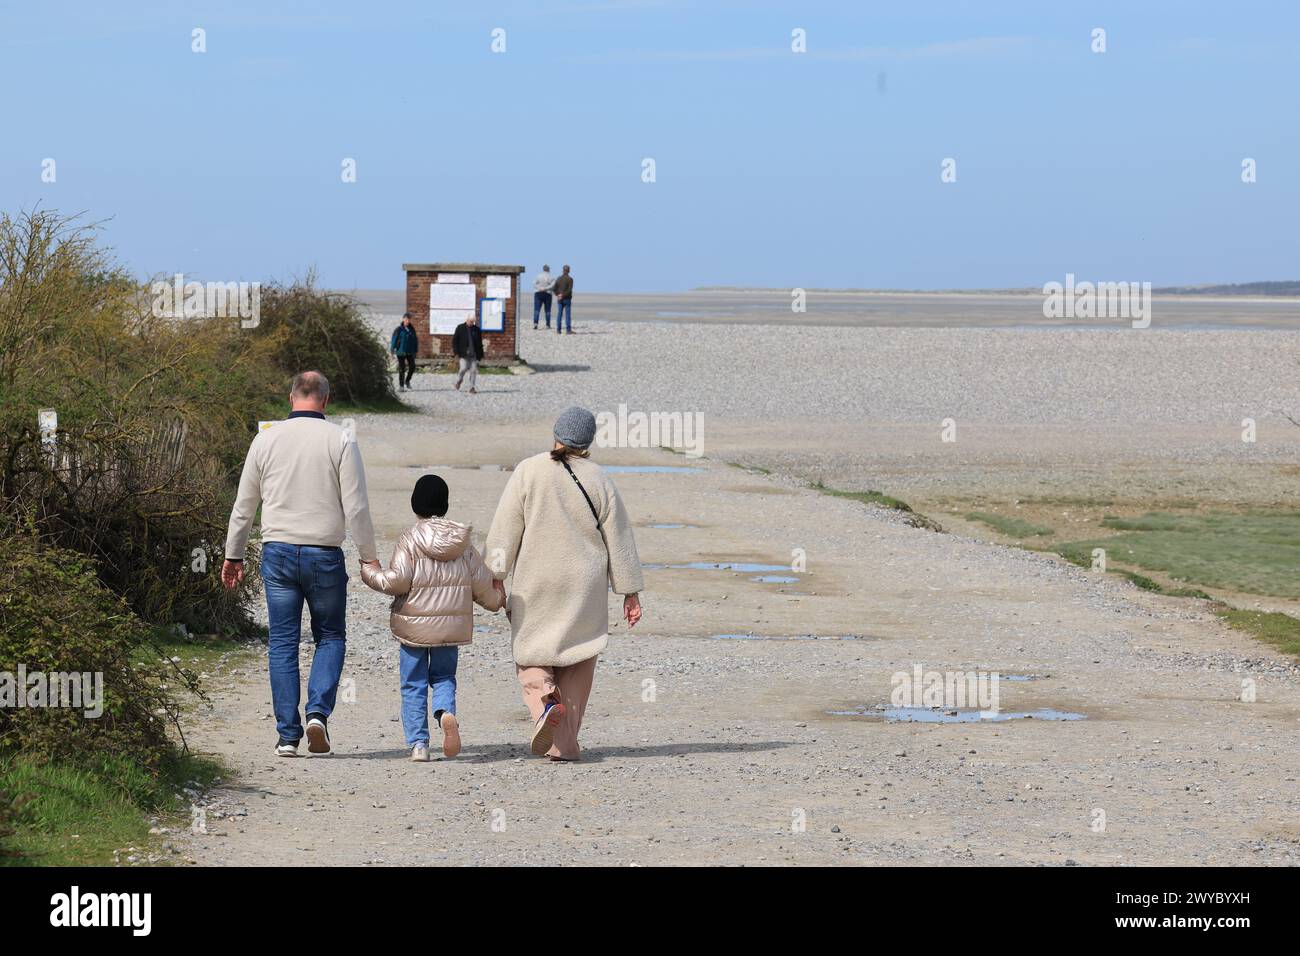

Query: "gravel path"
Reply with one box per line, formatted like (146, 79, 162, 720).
(175, 401, 1300, 865)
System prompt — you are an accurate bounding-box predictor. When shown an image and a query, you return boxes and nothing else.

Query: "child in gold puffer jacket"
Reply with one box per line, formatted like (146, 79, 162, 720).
(361, 474, 503, 761)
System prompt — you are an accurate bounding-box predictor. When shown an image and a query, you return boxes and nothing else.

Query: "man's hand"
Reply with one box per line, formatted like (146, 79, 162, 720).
(623, 593, 642, 628)
(221, 559, 244, 590)
(360, 559, 381, 570)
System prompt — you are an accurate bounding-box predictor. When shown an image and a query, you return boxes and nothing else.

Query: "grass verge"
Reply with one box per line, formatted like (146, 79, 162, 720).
(810, 481, 943, 532)
(0, 752, 225, 866)
(1212, 605, 1300, 657)
(965, 511, 1054, 538)
(1054, 511, 1300, 599)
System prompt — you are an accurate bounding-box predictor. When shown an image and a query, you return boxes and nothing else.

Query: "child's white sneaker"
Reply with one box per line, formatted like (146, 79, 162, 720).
(410, 743, 430, 762)
(439, 712, 461, 758)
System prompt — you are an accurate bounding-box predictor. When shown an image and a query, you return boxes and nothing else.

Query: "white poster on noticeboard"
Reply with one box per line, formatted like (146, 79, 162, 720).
(430, 309, 471, 335)
(428, 282, 476, 311)
(486, 275, 512, 299)
(480, 298, 505, 332)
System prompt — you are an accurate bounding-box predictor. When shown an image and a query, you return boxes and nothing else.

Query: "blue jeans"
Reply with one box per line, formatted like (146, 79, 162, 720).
(399, 645, 458, 746)
(261, 542, 348, 743)
(556, 298, 572, 332)
(532, 291, 552, 326)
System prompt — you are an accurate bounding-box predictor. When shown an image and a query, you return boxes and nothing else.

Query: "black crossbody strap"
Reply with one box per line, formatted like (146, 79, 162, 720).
(559, 457, 601, 527)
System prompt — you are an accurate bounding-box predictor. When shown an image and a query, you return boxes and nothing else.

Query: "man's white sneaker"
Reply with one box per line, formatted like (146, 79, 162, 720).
(305, 716, 332, 755)
(275, 740, 299, 758)
(411, 743, 430, 762)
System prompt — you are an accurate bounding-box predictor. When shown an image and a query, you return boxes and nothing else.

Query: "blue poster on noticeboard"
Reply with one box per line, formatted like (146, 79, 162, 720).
(480, 297, 505, 332)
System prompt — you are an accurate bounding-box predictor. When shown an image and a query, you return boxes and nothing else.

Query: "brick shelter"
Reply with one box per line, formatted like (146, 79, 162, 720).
(403, 262, 525, 367)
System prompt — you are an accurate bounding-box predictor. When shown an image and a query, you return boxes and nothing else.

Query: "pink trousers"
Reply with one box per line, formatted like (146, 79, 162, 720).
(516, 655, 598, 760)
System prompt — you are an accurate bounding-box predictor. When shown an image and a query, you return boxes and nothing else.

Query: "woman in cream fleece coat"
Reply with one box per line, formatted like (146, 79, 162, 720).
(485, 407, 644, 760)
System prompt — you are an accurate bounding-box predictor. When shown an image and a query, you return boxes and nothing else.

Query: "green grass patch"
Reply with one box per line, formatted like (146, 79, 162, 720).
(0, 753, 225, 866)
(810, 482, 943, 532)
(727, 461, 771, 475)
(137, 630, 261, 698)
(1055, 511, 1300, 598)
(1213, 605, 1300, 657)
(1117, 570, 1163, 592)
(965, 511, 1054, 538)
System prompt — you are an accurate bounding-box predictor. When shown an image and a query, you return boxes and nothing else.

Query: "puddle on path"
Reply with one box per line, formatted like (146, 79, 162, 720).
(643, 561, 794, 573)
(713, 633, 867, 642)
(827, 705, 1085, 723)
(604, 465, 703, 474)
(645, 523, 697, 529)
(750, 574, 798, 583)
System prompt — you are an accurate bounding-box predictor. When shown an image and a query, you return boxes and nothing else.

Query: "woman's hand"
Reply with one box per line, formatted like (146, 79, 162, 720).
(493, 579, 510, 620)
(623, 593, 642, 628)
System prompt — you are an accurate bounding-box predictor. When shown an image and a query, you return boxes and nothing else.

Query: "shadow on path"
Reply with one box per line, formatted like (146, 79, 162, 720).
(333, 739, 795, 764)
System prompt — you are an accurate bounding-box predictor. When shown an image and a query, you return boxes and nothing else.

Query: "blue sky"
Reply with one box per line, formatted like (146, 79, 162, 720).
(2, 1, 1296, 291)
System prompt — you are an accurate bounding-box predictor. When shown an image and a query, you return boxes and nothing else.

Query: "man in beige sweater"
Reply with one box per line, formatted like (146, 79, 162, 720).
(221, 371, 379, 758)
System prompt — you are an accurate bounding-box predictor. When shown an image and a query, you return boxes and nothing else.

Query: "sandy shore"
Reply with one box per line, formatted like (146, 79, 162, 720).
(351, 289, 1300, 330)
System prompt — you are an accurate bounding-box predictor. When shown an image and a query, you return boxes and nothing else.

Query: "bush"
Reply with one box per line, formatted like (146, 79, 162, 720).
(253, 272, 395, 403)
(0, 209, 283, 633)
(0, 533, 194, 770)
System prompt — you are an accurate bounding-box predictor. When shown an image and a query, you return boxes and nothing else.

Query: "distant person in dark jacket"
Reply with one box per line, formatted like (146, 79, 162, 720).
(390, 313, 420, 391)
(452, 315, 484, 395)
(552, 265, 574, 335)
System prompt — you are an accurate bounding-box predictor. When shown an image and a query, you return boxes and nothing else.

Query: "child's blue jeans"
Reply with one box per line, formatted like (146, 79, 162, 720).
(398, 644, 458, 747)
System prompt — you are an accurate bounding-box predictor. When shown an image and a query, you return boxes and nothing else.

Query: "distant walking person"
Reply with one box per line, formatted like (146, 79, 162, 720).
(532, 265, 554, 330)
(390, 312, 420, 391)
(552, 264, 574, 335)
(452, 314, 483, 394)
(222, 371, 380, 758)
(485, 407, 644, 761)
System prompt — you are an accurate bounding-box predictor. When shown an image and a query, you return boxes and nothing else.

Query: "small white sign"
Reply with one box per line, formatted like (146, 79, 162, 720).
(486, 275, 512, 299)
(437, 273, 470, 283)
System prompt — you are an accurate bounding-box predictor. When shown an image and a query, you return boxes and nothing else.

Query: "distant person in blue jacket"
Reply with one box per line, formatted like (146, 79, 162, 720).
(390, 313, 420, 391)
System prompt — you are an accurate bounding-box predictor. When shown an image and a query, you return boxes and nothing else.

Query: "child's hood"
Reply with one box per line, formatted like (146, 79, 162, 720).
(408, 517, 471, 561)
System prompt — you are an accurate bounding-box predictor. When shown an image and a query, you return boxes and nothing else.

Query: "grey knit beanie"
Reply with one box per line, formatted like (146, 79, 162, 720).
(553, 406, 597, 449)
